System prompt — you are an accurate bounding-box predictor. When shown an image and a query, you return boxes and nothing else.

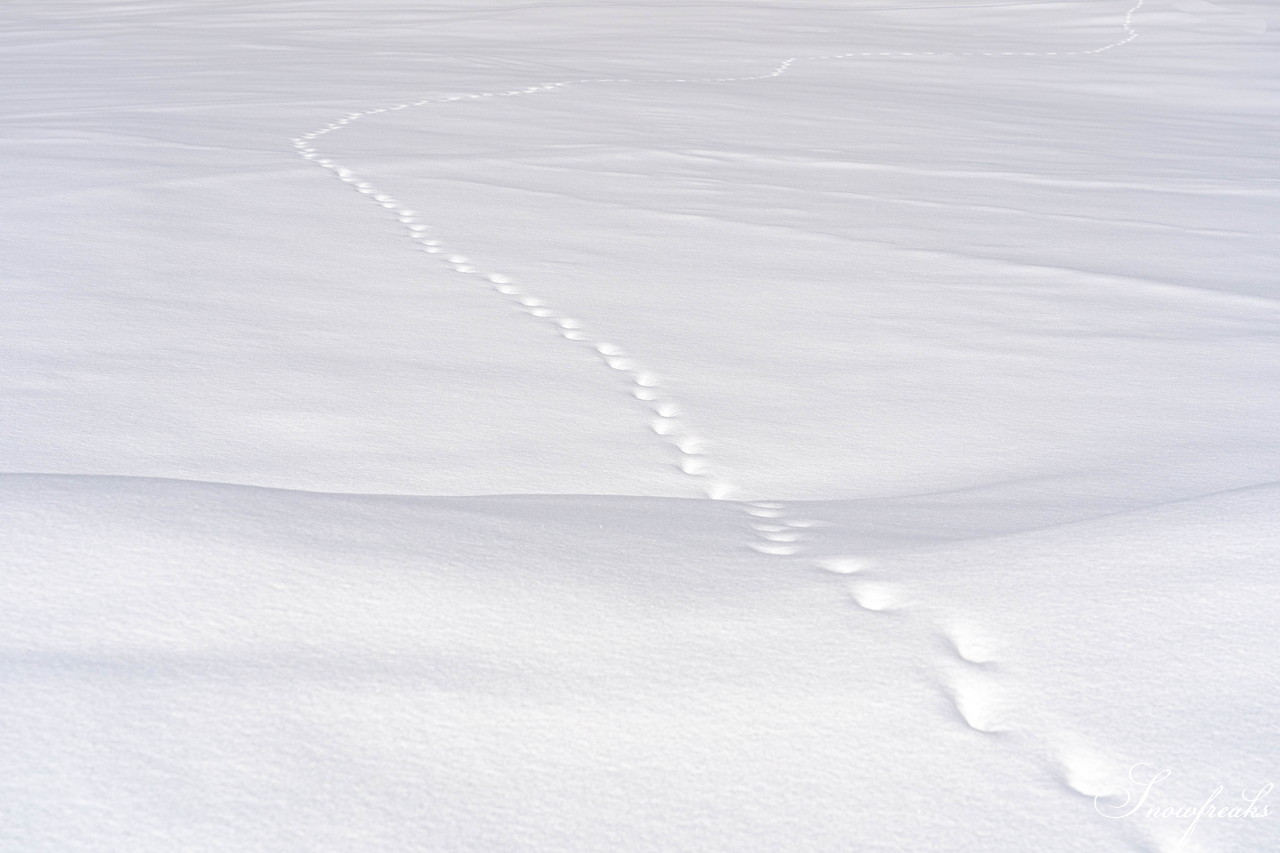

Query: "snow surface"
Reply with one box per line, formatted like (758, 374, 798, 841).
(2, 0, 1277, 851)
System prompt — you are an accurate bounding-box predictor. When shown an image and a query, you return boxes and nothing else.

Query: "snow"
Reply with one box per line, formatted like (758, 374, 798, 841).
(2, 1, 1277, 851)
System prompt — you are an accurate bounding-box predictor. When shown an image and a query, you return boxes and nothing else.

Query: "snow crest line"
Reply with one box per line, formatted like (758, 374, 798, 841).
(289, 0, 1145, 503)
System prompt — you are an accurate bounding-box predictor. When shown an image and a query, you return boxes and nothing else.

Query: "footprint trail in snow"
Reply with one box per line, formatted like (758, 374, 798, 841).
(290, 0, 1146, 504)
(289, 0, 1149, 792)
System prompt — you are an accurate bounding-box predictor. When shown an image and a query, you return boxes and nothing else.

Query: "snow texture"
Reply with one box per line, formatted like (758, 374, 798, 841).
(2, 0, 1277, 850)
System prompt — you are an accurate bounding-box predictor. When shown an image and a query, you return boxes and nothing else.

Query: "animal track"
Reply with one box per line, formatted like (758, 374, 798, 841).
(290, 0, 1148, 763)
(938, 619, 1001, 666)
(847, 581, 903, 613)
(944, 664, 1011, 734)
(290, 0, 1146, 507)
(748, 541, 801, 556)
(816, 557, 869, 575)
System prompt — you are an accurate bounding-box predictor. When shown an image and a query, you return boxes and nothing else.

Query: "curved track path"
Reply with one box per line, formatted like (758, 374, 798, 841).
(290, 0, 1149, 818)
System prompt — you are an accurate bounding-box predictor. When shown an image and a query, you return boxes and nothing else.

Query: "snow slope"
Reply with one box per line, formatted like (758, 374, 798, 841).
(7, 474, 1276, 852)
(2, 0, 1277, 850)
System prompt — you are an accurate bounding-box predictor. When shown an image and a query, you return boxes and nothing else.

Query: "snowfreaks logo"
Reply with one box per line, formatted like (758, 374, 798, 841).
(1094, 763, 1272, 847)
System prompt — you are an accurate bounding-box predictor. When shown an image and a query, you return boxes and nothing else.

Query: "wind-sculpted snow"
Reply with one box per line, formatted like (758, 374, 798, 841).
(2, 0, 1279, 851)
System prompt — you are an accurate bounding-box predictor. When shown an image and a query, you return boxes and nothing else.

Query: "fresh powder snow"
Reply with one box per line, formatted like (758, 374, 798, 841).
(1, 1, 1277, 851)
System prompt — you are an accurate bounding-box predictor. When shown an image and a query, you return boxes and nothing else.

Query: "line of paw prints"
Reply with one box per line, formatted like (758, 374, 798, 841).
(290, 0, 1147, 731)
(289, 0, 1146, 497)
(815, 556, 1014, 735)
(741, 508, 1014, 739)
(289, 135, 734, 497)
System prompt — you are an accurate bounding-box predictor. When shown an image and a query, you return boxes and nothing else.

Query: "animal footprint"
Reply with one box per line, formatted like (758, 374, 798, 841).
(945, 666, 1010, 734)
(937, 620, 1001, 666)
(749, 542, 800, 556)
(847, 581, 902, 612)
(817, 557, 868, 575)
